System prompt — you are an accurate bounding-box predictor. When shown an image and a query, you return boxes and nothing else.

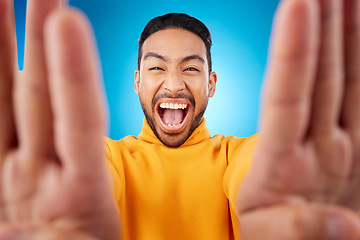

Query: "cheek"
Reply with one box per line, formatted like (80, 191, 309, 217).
(187, 78, 209, 100)
(139, 75, 163, 101)
(142, 69, 164, 83)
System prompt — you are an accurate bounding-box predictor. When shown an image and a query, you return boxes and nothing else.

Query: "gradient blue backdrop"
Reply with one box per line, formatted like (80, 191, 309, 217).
(15, 0, 280, 140)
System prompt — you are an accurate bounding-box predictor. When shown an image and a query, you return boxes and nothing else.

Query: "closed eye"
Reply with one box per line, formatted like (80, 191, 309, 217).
(149, 67, 164, 71)
(184, 67, 199, 72)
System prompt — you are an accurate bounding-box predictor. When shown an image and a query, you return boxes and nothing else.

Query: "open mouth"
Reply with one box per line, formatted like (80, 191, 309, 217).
(156, 99, 191, 133)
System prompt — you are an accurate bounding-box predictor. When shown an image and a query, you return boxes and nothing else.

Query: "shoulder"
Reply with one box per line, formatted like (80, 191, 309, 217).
(103, 135, 139, 162)
(211, 133, 260, 151)
(219, 133, 260, 164)
(104, 135, 137, 150)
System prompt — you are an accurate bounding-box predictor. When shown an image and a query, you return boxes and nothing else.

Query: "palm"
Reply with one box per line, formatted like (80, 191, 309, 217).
(3, 154, 118, 239)
(255, 130, 351, 204)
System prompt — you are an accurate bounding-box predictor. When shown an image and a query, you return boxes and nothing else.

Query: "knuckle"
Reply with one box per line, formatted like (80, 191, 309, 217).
(289, 204, 324, 240)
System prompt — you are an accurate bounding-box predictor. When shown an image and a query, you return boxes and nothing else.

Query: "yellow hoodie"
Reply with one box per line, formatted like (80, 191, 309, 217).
(106, 118, 259, 240)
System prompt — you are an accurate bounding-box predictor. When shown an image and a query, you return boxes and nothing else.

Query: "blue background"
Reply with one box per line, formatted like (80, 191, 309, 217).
(15, 0, 280, 140)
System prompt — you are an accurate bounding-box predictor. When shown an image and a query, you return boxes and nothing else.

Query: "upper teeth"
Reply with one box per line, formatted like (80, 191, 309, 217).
(160, 103, 188, 109)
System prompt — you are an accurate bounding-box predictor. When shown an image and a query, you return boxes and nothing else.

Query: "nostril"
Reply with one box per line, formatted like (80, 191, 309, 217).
(164, 87, 185, 95)
(162, 78, 186, 94)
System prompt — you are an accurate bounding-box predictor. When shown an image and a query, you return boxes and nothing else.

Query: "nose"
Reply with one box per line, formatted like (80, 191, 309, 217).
(162, 71, 185, 95)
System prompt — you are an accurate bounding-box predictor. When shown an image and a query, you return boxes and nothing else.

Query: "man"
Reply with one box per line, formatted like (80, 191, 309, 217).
(0, 0, 359, 240)
(106, 13, 259, 239)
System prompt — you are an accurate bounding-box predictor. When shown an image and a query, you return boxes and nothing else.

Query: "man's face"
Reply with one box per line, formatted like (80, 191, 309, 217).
(135, 28, 217, 147)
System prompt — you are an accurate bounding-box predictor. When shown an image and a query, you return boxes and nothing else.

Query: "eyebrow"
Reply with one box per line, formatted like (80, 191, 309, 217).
(143, 52, 168, 62)
(180, 55, 205, 64)
(143, 52, 205, 64)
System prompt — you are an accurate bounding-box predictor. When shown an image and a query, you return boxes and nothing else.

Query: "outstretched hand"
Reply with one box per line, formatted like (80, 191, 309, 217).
(0, 0, 120, 239)
(238, 0, 360, 239)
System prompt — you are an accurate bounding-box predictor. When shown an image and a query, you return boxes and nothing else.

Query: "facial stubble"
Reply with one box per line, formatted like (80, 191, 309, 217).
(139, 92, 208, 148)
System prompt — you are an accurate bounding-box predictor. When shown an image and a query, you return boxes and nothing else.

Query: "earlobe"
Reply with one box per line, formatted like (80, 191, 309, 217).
(208, 72, 217, 98)
(134, 70, 140, 95)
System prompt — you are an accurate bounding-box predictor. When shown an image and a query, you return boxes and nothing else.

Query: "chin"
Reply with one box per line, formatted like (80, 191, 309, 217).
(156, 124, 192, 148)
(140, 94, 207, 148)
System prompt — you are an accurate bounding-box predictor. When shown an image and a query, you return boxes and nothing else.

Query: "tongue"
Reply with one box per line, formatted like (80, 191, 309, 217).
(162, 109, 184, 125)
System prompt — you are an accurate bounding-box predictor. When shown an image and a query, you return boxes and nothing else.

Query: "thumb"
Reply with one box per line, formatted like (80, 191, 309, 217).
(239, 200, 360, 240)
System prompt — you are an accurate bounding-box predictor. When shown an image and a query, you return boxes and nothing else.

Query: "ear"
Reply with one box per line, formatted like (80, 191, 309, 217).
(208, 72, 217, 98)
(134, 69, 140, 95)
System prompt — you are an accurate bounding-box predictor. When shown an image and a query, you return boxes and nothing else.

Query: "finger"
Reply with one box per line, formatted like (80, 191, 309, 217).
(260, 0, 320, 153)
(339, 0, 360, 208)
(60, 0, 69, 7)
(0, 0, 16, 158)
(240, 202, 360, 240)
(14, 0, 61, 158)
(0, 0, 16, 222)
(44, 10, 107, 174)
(309, 0, 343, 135)
(342, 0, 360, 132)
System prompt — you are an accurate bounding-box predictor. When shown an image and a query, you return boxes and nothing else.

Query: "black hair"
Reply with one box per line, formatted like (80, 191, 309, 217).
(138, 13, 212, 73)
